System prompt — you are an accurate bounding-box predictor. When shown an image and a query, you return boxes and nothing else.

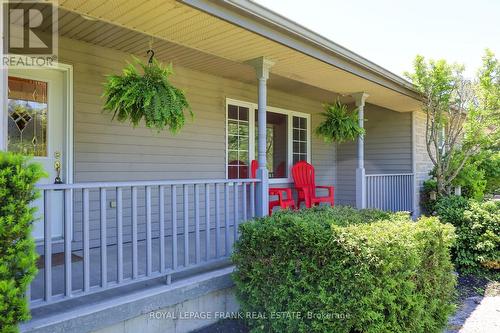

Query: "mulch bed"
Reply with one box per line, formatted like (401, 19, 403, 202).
(192, 319, 249, 333)
(456, 273, 500, 303)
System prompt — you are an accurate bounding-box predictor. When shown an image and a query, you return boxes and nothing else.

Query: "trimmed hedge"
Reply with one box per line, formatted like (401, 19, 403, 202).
(0, 152, 45, 333)
(435, 196, 500, 274)
(232, 207, 456, 333)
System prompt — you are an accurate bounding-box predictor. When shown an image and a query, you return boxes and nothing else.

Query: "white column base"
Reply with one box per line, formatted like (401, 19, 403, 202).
(356, 168, 366, 209)
(255, 167, 269, 217)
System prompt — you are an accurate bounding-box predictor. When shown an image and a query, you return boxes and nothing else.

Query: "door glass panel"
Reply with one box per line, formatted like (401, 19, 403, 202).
(7, 76, 48, 156)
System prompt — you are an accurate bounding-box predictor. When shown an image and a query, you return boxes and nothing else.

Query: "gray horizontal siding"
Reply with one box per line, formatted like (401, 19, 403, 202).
(336, 140, 357, 206)
(364, 105, 412, 174)
(56, 36, 335, 248)
(336, 104, 412, 206)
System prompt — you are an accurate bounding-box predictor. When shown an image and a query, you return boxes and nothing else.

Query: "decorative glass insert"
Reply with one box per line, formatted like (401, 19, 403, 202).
(227, 104, 249, 179)
(293, 116, 307, 164)
(255, 110, 288, 178)
(7, 77, 48, 156)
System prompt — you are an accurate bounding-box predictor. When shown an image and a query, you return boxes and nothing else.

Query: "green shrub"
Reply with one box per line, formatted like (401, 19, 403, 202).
(434, 195, 469, 225)
(0, 152, 45, 332)
(283, 205, 401, 226)
(476, 149, 500, 195)
(452, 161, 487, 200)
(233, 207, 456, 333)
(435, 197, 500, 274)
(424, 149, 500, 203)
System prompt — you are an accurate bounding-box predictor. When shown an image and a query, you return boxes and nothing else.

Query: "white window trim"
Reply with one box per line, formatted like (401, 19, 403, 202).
(225, 98, 311, 183)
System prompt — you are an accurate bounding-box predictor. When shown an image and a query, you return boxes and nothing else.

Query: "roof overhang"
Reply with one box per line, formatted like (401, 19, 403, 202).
(54, 0, 421, 112)
(182, 0, 419, 100)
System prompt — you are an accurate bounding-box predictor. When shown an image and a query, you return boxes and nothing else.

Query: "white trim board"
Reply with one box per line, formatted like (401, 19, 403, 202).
(411, 111, 418, 218)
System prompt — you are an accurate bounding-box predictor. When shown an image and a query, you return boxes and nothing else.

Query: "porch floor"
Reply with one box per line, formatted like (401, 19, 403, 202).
(31, 227, 237, 302)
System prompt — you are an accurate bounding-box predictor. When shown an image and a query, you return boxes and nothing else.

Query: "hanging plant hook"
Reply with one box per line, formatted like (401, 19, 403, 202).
(146, 37, 155, 65)
(147, 49, 155, 65)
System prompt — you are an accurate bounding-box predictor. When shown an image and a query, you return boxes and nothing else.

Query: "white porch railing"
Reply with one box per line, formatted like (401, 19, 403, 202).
(365, 173, 414, 212)
(31, 179, 257, 307)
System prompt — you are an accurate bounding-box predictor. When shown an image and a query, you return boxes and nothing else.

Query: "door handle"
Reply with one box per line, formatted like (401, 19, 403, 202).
(54, 151, 63, 184)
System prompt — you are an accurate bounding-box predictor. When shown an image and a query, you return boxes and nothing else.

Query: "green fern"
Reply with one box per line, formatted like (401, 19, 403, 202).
(102, 57, 192, 133)
(315, 100, 365, 143)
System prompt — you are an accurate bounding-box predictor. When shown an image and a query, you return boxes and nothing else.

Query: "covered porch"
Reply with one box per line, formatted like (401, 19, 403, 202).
(1, 0, 419, 324)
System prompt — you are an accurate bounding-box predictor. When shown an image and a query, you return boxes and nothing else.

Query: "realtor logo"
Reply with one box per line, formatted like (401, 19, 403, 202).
(2, 1, 58, 67)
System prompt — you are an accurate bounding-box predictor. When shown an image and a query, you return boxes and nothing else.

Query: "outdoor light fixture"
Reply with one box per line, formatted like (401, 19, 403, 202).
(430, 191, 437, 201)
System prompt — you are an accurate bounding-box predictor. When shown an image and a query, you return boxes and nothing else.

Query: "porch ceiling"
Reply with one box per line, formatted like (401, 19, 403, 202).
(56, 0, 421, 112)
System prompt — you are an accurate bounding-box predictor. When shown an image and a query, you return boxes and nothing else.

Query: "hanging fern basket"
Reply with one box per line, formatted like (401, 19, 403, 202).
(315, 100, 365, 143)
(102, 53, 192, 133)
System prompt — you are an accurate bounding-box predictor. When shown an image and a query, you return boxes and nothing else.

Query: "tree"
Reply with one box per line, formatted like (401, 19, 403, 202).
(405, 50, 499, 195)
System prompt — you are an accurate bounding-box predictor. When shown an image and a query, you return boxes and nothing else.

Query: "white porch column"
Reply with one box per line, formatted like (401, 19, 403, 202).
(248, 57, 274, 217)
(352, 92, 369, 209)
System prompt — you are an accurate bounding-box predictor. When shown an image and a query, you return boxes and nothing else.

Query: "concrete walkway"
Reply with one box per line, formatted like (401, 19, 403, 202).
(447, 296, 500, 332)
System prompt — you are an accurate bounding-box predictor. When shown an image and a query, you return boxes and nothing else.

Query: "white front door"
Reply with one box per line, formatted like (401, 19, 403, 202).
(7, 68, 70, 240)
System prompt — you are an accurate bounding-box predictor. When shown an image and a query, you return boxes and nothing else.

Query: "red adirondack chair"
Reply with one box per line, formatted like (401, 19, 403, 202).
(228, 160, 248, 179)
(251, 160, 296, 215)
(292, 161, 334, 208)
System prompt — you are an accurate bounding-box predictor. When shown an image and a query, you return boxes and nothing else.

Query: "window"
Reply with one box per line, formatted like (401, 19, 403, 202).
(7, 77, 48, 156)
(227, 104, 249, 179)
(226, 100, 310, 179)
(293, 116, 308, 164)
